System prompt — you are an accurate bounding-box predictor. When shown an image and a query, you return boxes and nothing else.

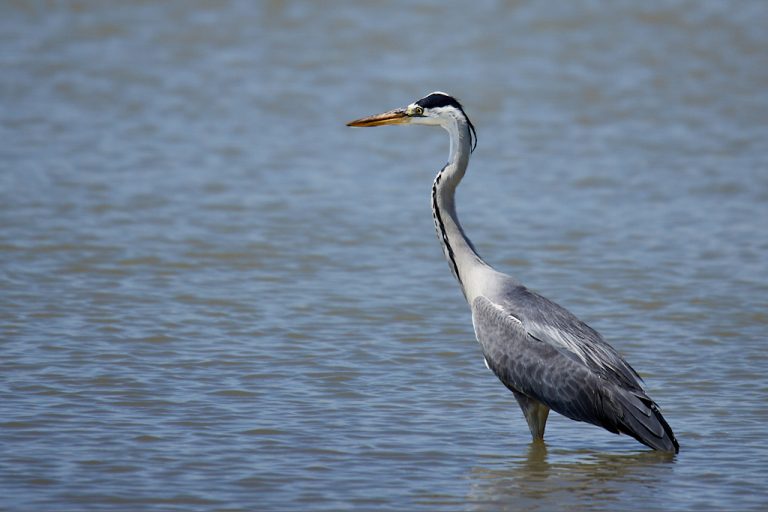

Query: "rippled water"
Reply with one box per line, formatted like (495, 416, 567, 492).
(2, 1, 768, 510)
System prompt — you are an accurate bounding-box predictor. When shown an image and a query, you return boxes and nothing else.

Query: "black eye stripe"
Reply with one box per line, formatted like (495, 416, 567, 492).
(415, 93, 463, 110)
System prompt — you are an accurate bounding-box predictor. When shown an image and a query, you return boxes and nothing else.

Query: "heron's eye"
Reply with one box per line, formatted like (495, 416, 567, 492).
(413, 106, 424, 116)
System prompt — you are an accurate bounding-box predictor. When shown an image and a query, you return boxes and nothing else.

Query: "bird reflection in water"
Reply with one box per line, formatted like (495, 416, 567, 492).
(466, 442, 676, 510)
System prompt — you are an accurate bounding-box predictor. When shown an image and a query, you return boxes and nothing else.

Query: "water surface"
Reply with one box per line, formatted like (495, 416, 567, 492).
(2, 1, 768, 510)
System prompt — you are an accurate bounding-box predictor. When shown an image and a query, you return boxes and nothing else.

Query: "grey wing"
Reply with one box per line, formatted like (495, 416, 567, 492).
(471, 295, 617, 427)
(471, 295, 679, 452)
(501, 285, 643, 390)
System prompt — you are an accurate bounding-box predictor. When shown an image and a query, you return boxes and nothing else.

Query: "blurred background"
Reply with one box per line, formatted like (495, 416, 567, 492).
(1, 1, 767, 510)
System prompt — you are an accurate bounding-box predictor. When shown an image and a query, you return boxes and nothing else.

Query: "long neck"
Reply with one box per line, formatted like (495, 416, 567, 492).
(431, 117, 492, 301)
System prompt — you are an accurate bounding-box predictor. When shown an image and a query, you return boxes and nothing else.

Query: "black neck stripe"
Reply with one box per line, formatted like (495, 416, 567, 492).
(431, 167, 462, 287)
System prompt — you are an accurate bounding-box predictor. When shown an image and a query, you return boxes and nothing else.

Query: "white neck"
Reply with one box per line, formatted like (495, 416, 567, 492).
(431, 115, 497, 303)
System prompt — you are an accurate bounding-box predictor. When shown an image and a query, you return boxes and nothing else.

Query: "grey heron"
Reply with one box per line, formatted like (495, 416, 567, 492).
(347, 92, 679, 453)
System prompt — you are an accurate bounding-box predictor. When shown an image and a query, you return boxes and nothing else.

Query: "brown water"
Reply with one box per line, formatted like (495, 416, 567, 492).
(2, 1, 768, 510)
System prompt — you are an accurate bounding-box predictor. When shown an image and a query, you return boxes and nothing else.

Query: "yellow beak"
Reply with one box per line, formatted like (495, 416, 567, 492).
(346, 108, 408, 127)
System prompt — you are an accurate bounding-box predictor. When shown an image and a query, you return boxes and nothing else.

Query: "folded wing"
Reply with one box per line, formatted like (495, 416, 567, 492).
(471, 293, 679, 453)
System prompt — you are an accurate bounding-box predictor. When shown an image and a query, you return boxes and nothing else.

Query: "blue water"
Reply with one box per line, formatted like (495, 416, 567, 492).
(2, 1, 767, 510)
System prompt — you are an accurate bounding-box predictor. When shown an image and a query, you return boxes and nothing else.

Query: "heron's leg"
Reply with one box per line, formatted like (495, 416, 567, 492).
(513, 392, 550, 440)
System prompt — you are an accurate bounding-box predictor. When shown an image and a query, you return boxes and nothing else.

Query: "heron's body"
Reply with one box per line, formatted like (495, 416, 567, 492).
(348, 92, 679, 453)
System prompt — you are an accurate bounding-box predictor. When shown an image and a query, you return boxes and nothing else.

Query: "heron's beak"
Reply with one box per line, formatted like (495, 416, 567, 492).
(346, 108, 408, 127)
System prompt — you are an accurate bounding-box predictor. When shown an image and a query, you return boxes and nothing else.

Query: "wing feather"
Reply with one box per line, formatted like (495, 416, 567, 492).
(499, 284, 644, 390)
(472, 295, 616, 427)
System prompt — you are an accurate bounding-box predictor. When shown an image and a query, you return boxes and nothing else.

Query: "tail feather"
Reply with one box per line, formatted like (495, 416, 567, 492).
(613, 390, 679, 453)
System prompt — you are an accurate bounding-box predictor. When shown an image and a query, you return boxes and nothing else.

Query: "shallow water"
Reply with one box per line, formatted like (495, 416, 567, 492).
(2, 1, 768, 510)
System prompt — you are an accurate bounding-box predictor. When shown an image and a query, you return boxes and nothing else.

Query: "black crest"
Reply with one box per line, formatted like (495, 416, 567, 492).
(415, 92, 477, 152)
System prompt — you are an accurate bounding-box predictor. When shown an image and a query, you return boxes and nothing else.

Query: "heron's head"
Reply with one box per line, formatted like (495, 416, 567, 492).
(347, 91, 477, 152)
